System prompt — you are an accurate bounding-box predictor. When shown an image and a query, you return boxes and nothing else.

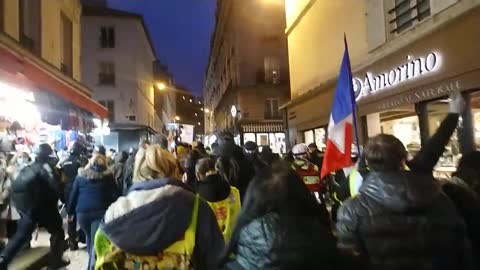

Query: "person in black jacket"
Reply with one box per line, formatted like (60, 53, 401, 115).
(442, 151, 480, 269)
(217, 132, 254, 200)
(218, 162, 342, 270)
(0, 144, 69, 270)
(243, 141, 267, 174)
(336, 93, 471, 270)
(57, 141, 87, 251)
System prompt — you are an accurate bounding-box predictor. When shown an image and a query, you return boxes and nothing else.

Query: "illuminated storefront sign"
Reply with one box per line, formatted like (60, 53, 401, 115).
(353, 52, 442, 100)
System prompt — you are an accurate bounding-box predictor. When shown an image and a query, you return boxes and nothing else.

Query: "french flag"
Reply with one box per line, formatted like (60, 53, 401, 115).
(321, 38, 359, 179)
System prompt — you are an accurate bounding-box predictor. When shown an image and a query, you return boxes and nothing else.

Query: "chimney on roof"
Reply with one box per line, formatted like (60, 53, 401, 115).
(81, 0, 107, 7)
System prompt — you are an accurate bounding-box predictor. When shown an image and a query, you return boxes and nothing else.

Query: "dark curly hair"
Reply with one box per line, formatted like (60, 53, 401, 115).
(364, 134, 407, 172)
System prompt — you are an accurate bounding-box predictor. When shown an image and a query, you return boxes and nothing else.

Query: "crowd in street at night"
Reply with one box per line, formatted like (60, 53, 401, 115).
(0, 94, 475, 270)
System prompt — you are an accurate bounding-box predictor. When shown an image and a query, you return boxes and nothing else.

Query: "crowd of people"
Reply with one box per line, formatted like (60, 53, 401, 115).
(0, 93, 477, 270)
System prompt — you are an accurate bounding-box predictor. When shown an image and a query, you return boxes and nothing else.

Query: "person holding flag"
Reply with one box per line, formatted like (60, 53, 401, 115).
(333, 38, 471, 270)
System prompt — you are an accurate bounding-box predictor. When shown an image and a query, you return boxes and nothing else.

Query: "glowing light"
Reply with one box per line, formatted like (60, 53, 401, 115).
(156, 82, 166, 90)
(175, 116, 180, 121)
(204, 108, 210, 113)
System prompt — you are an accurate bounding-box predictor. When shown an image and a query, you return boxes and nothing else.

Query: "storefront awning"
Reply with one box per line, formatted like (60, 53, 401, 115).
(0, 36, 108, 118)
(242, 123, 284, 133)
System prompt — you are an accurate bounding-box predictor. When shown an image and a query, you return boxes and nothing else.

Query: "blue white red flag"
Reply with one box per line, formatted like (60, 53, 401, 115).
(321, 38, 358, 179)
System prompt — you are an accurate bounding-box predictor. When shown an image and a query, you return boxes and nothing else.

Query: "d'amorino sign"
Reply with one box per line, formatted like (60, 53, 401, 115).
(353, 52, 441, 100)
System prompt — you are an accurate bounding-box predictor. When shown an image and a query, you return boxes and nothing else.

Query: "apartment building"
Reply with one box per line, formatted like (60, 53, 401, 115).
(204, 0, 290, 153)
(81, 4, 161, 151)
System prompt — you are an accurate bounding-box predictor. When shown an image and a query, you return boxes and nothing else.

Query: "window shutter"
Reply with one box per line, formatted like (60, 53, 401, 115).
(366, 0, 386, 51)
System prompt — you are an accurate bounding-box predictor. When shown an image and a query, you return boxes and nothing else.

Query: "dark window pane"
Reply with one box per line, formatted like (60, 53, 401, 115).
(108, 27, 115, 48)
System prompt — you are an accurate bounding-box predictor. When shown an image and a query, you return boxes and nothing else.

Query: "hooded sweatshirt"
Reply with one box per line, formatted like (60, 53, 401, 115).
(95, 178, 224, 270)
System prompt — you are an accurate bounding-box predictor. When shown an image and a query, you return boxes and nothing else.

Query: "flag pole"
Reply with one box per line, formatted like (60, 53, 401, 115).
(344, 34, 362, 155)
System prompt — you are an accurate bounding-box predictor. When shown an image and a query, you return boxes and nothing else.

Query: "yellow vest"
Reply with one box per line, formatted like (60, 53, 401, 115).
(95, 194, 200, 270)
(207, 186, 241, 241)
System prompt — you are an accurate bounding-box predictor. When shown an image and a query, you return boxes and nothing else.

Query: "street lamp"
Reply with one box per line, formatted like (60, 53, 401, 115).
(156, 82, 167, 91)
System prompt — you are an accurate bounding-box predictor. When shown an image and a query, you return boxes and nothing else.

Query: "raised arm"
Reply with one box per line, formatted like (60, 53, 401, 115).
(407, 93, 465, 173)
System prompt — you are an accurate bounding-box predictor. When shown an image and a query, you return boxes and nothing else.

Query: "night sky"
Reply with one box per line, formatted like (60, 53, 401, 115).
(108, 0, 217, 97)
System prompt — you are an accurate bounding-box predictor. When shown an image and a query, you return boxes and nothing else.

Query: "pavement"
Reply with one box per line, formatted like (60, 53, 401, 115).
(8, 226, 88, 270)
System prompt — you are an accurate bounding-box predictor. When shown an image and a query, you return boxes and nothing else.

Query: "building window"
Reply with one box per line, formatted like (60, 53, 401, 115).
(264, 57, 281, 84)
(61, 13, 73, 77)
(100, 26, 115, 48)
(265, 98, 281, 120)
(98, 62, 115, 85)
(19, 0, 41, 55)
(98, 100, 115, 122)
(389, 0, 431, 34)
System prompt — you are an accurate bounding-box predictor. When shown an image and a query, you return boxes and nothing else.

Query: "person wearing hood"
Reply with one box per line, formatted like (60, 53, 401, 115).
(67, 154, 118, 270)
(336, 93, 471, 270)
(243, 141, 267, 174)
(94, 145, 224, 270)
(112, 151, 128, 193)
(195, 158, 241, 241)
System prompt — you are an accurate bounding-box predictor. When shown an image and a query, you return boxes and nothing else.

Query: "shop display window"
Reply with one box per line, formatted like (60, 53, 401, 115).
(304, 130, 314, 146)
(472, 92, 480, 150)
(256, 133, 269, 146)
(314, 128, 326, 151)
(380, 105, 420, 159)
(243, 133, 255, 144)
(426, 99, 461, 177)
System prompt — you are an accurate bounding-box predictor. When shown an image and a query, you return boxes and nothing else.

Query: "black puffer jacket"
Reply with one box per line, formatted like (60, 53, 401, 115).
(221, 213, 341, 270)
(337, 171, 470, 270)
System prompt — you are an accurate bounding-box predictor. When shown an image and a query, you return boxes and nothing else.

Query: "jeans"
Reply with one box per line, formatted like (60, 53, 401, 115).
(77, 211, 105, 270)
(0, 208, 65, 267)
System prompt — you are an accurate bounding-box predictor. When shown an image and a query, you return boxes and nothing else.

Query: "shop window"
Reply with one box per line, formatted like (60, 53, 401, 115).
(99, 100, 115, 122)
(61, 13, 73, 77)
(265, 98, 281, 120)
(19, 0, 41, 55)
(100, 26, 115, 48)
(98, 62, 115, 85)
(473, 92, 480, 150)
(304, 130, 314, 146)
(425, 99, 461, 178)
(389, 0, 431, 34)
(379, 105, 420, 159)
(244, 133, 256, 144)
(314, 128, 327, 151)
(257, 133, 269, 146)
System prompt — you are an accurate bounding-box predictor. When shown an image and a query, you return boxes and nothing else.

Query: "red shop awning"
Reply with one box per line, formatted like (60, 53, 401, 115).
(0, 38, 108, 119)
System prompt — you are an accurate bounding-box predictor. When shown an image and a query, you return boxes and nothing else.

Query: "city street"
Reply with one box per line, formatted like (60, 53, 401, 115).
(0, 0, 479, 269)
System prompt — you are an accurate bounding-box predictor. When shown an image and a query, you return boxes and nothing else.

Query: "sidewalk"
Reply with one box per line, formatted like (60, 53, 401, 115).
(8, 227, 87, 270)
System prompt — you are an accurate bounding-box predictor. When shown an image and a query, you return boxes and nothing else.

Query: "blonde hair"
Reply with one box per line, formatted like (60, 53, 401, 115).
(133, 144, 180, 182)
